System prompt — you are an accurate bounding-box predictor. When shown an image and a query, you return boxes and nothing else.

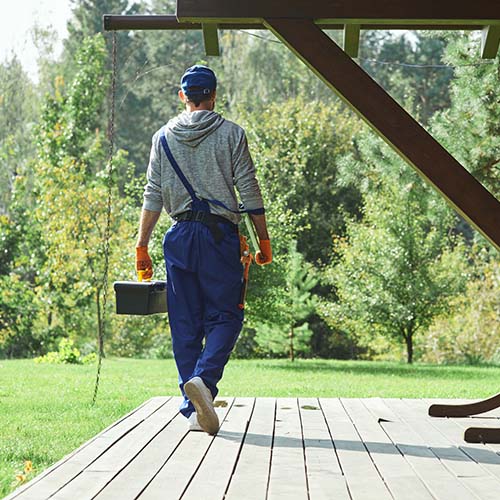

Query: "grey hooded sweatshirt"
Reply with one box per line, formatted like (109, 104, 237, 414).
(143, 110, 264, 225)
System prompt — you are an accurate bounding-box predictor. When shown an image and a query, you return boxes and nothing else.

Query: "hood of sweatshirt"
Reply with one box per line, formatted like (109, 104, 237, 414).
(167, 110, 225, 148)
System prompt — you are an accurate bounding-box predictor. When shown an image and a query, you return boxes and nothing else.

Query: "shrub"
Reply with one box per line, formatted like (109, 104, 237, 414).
(420, 257, 499, 365)
(34, 338, 96, 365)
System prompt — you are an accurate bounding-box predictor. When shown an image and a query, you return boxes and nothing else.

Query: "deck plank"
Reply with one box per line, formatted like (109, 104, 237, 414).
(267, 398, 308, 500)
(182, 397, 255, 499)
(94, 413, 189, 499)
(415, 399, 500, 500)
(393, 399, 500, 500)
(299, 397, 350, 500)
(342, 398, 434, 500)
(6, 397, 171, 500)
(420, 400, 500, 482)
(320, 398, 392, 500)
(361, 397, 401, 423)
(374, 403, 479, 500)
(424, 398, 500, 454)
(411, 399, 500, 453)
(224, 398, 275, 500)
(49, 397, 181, 500)
(138, 398, 234, 500)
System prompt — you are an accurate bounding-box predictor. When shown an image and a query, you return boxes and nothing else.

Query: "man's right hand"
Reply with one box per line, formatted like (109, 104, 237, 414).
(136, 246, 153, 281)
(255, 239, 272, 266)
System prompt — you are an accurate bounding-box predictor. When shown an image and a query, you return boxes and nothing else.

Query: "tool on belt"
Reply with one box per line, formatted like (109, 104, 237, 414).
(238, 213, 260, 310)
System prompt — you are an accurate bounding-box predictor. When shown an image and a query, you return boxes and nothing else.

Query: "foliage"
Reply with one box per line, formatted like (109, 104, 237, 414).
(232, 98, 361, 357)
(0, 275, 40, 358)
(431, 33, 500, 199)
(420, 253, 500, 365)
(63, 0, 207, 169)
(322, 172, 470, 363)
(0, 4, 498, 365)
(0, 214, 18, 275)
(34, 338, 96, 365)
(108, 314, 172, 359)
(214, 30, 339, 112)
(0, 57, 38, 213)
(33, 34, 136, 353)
(255, 242, 318, 360)
(238, 95, 362, 265)
(360, 31, 453, 124)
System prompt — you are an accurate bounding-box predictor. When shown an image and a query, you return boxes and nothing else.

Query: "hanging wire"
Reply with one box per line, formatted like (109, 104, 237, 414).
(92, 30, 117, 406)
(235, 29, 495, 69)
(358, 58, 494, 69)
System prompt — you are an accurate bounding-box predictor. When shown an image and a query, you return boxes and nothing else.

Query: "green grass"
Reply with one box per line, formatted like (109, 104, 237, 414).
(1, 358, 499, 497)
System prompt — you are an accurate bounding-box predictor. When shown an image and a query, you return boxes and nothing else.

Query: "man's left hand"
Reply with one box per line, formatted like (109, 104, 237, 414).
(255, 239, 272, 266)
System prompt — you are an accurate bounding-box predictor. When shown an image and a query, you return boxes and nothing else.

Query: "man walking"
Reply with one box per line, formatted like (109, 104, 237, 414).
(135, 65, 272, 434)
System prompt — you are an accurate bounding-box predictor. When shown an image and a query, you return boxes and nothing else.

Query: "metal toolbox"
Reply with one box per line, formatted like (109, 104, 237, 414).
(113, 281, 168, 315)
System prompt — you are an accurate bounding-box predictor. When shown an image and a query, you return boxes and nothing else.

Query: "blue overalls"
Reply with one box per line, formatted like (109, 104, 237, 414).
(160, 128, 252, 418)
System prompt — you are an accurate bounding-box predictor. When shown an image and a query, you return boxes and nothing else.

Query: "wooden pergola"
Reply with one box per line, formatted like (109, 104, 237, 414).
(104, 0, 500, 443)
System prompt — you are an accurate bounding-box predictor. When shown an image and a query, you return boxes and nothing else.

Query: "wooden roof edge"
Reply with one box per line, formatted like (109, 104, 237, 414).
(103, 15, 494, 31)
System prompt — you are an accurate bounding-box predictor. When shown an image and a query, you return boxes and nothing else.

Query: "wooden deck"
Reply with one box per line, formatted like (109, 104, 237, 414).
(5, 397, 500, 500)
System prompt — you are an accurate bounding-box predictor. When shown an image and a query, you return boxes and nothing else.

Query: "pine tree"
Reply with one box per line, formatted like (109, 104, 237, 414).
(255, 242, 318, 361)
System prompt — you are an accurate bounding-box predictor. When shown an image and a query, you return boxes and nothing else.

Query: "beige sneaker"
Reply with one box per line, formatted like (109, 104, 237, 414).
(184, 377, 219, 435)
(187, 412, 203, 432)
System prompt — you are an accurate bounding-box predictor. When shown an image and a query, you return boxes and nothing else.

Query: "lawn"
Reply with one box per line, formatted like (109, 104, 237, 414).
(1, 357, 499, 497)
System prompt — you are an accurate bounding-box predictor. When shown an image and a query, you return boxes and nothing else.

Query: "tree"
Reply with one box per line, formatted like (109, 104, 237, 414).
(238, 97, 362, 265)
(33, 34, 133, 349)
(431, 32, 500, 199)
(361, 31, 454, 124)
(323, 174, 469, 363)
(0, 274, 40, 358)
(0, 57, 38, 214)
(421, 251, 500, 365)
(62, 0, 208, 169)
(213, 29, 340, 113)
(255, 242, 318, 360)
(228, 97, 361, 357)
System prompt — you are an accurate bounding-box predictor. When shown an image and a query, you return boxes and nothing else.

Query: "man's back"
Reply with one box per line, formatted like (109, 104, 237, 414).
(143, 110, 263, 225)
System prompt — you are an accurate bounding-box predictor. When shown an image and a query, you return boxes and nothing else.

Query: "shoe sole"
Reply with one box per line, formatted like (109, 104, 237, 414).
(184, 378, 219, 435)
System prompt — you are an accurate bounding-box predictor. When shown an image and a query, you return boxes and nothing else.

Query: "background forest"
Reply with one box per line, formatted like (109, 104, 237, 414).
(1, 0, 499, 365)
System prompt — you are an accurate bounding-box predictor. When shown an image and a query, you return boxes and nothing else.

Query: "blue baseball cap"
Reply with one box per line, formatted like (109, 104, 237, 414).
(180, 65, 217, 97)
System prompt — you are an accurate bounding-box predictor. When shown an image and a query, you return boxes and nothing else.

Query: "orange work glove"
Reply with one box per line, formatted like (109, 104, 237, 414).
(136, 246, 153, 281)
(255, 239, 272, 266)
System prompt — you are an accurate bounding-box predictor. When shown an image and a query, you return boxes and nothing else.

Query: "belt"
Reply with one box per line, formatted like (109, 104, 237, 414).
(174, 210, 238, 242)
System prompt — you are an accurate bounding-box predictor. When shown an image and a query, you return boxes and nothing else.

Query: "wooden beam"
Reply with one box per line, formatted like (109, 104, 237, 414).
(264, 18, 500, 252)
(464, 427, 500, 444)
(429, 393, 500, 417)
(344, 24, 360, 58)
(202, 23, 220, 56)
(177, 0, 500, 24)
(102, 15, 485, 32)
(481, 25, 500, 59)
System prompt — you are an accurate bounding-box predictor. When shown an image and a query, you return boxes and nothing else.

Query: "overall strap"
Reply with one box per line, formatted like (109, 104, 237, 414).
(159, 128, 198, 203)
(159, 127, 265, 216)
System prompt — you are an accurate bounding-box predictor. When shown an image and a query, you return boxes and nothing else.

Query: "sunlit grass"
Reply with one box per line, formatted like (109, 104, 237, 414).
(1, 358, 499, 496)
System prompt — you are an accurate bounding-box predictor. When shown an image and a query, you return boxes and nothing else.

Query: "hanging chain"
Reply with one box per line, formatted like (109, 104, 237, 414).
(92, 30, 118, 406)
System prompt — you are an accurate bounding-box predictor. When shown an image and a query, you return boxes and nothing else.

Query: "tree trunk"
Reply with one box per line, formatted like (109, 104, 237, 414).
(405, 331, 413, 364)
(289, 326, 295, 362)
